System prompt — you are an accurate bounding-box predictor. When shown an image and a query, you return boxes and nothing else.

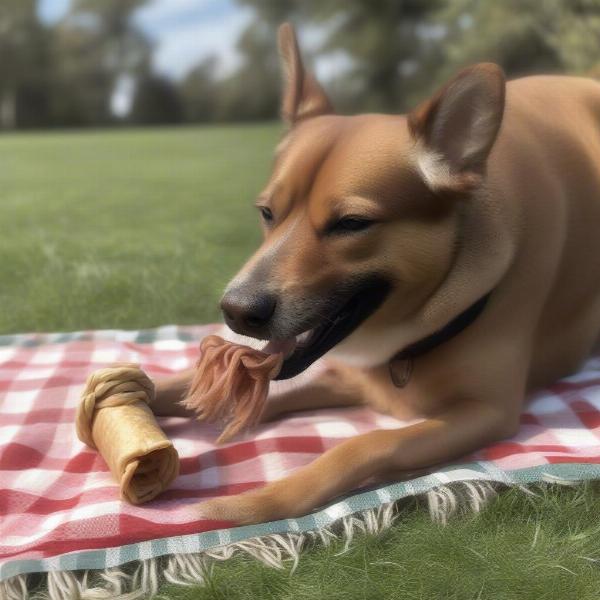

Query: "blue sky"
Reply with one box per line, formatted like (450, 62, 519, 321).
(37, 0, 352, 118)
(37, 0, 352, 84)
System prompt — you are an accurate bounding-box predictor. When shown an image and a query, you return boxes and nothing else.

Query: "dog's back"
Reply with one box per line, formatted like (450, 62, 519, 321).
(489, 76, 600, 385)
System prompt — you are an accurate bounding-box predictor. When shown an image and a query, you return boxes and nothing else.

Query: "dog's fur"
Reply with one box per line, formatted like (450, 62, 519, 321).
(154, 23, 600, 524)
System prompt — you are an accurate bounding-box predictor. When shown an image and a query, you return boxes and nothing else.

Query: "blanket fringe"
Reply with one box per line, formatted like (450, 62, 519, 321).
(0, 479, 521, 600)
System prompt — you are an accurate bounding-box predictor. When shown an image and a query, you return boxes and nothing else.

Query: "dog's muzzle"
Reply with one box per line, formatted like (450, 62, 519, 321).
(273, 277, 391, 379)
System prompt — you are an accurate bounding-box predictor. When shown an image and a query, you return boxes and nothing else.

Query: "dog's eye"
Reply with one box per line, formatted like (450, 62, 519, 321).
(258, 206, 273, 224)
(329, 217, 374, 234)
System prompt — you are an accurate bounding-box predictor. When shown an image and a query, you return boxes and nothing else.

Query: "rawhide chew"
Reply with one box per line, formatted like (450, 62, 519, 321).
(76, 364, 179, 504)
(180, 335, 283, 444)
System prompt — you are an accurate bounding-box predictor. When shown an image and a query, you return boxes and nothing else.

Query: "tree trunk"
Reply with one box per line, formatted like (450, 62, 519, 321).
(0, 89, 17, 129)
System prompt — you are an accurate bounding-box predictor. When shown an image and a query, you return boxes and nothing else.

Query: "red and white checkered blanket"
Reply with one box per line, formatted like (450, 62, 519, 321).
(2, 324, 600, 582)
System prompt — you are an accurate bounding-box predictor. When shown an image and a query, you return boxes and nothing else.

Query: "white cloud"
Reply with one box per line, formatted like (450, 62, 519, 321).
(37, 0, 71, 24)
(135, 0, 218, 28)
(315, 51, 354, 82)
(40, 0, 353, 84)
(297, 22, 355, 83)
(134, 0, 253, 81)
(152, 11, 252, 80)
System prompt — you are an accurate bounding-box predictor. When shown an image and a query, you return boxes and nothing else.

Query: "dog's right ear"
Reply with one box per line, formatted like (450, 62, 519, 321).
(278, 22, 333, 125)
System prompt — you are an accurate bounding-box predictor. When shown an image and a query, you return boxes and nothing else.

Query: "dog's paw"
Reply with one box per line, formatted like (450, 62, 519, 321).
(197, 486, 290, 525)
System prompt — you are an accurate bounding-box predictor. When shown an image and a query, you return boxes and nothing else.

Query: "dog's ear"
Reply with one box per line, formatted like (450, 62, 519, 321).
(408, 63, 505, 193)
(278, 22, 333, 125)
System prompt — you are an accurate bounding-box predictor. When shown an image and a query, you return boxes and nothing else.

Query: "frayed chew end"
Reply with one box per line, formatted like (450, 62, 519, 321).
(180, 335, 282, 443)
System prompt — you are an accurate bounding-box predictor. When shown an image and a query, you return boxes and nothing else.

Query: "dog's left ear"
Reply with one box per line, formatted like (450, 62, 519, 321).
(278, 22, 333, 125)
(408, 63, 505, 193)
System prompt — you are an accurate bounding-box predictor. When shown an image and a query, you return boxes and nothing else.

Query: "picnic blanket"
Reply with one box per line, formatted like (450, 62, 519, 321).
(2, 324, 600, 597)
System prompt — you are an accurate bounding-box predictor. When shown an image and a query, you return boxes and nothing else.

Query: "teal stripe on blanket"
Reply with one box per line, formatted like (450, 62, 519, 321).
(3, 462, 600, 581)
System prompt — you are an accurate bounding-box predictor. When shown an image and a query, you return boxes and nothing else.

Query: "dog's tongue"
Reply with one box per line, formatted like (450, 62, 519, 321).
(263, 337, 297, 359)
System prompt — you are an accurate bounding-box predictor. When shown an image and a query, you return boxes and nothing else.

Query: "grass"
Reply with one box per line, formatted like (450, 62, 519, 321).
(3, 124, 600, 599)
(162, 485, 600, 600)
(0, 124, 271, 333)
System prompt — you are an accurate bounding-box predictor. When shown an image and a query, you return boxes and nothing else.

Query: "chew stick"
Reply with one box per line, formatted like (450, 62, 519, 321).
(180, 335, 282, 443)
(76, 364, 179, 504)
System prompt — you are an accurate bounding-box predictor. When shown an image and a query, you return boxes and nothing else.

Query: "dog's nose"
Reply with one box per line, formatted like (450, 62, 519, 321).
(220, 290, 277, 336)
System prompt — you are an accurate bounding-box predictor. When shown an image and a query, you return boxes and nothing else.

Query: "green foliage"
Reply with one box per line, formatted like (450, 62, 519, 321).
(131, 75, 184, 124)
(542, 0, 600, 75)
(2, 0, 600, 127)
(52, 0, 151, 126)
(429, 0, 600, 97)
(0, 1, 53, 128)
(188, 0, 600, 117)
(304, 0, 445, 112)
(180, 58, 220, 123)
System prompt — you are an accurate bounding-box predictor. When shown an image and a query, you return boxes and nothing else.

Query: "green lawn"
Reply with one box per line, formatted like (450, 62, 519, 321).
(2, 125, 600, 599)
(0, 124, 271, 333)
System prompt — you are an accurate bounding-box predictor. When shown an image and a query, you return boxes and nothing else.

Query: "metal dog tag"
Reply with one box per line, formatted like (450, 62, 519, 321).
(389, 357, 413, 388)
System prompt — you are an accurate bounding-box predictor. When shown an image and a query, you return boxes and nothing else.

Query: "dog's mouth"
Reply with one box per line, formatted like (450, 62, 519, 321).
(263, 277, 391, 380)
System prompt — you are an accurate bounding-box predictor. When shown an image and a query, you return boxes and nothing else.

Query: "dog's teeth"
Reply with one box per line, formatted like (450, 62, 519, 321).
(263, 338, 297, 357)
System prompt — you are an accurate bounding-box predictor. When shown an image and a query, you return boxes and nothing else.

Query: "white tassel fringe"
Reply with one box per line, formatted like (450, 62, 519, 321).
(0, 480, 530, 600)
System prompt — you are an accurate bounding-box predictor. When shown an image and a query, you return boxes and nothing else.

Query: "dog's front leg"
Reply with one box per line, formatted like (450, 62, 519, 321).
(152, 359, 363, 419)
(197, 399, 518, 525)
(152, 369, 196, 417)
(260, 360, 365, 422)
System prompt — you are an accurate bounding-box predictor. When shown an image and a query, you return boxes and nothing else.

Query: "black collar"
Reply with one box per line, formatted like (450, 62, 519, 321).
(390, 292, 491, 386)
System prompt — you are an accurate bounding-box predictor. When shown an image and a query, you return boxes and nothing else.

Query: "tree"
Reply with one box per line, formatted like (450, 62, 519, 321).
(432, 0, 600, 96)
(539, 0, 600, 75)
(209, 1, 303, 121)
(231, 0, 600, 117)
(67, 0, 150, 76)
(216, 21, 284, 121)
(304, 0, 445, 112)
(231, 0, 446, 115)
(130, 75, 183, 124)
(0, 0, 53, 129)
(180, 57, 219, 123)
(51, 0, 152, 126)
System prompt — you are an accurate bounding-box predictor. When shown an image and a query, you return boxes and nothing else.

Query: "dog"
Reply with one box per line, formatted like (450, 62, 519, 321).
(153, 23, 600, 525)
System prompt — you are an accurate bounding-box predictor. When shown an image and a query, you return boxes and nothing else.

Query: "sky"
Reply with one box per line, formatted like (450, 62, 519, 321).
(38, 0, 251, 80)
(37, 0, 351, 83)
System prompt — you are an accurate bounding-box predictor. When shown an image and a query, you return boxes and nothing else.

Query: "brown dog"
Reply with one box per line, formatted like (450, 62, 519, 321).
(153, 23, 600, 524)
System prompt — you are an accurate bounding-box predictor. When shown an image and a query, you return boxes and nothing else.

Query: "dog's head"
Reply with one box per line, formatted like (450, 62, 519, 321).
(221, 23, 506, 379)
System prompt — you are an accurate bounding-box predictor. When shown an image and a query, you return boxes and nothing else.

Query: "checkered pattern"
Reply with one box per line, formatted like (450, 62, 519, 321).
(2, 324, 600, 581)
